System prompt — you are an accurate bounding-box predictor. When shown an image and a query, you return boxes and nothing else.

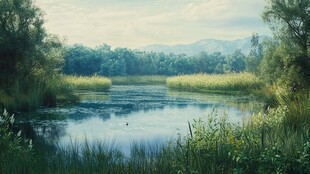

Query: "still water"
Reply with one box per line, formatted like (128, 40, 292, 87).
(20, 85, 262, 154)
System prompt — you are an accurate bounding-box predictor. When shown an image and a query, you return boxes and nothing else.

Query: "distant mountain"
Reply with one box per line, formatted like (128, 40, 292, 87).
(141, 35, 270, 56)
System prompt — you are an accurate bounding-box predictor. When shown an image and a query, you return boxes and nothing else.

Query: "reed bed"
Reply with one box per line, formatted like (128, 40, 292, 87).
(64, 76, 111, 91)
(111, 76, 166, 85)
(0, 74, 75, 111)
(167, 73, 264, 94)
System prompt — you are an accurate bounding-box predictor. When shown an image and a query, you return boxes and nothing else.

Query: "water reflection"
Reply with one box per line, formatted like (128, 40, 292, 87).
(19, 85, 263, 154)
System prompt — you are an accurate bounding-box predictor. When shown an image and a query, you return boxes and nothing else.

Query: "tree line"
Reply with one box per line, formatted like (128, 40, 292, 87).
(63, 36, 262, 77)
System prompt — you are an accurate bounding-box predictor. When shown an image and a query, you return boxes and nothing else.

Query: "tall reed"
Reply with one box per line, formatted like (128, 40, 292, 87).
(64, 76, 111, 91)
(167, 73, 264, 94)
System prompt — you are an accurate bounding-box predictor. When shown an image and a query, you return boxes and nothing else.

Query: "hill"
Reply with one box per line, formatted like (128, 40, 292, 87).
(141, 35, 270, 56)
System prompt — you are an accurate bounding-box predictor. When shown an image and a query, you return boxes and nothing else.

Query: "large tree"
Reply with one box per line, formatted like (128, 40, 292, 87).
(0, 0, 45, 87)
(0, 0, 64, 109)
(262, 0, 310, 90)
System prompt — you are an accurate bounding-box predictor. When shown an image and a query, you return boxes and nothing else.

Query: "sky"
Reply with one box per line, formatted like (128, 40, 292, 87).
(35, 0, 271, 49)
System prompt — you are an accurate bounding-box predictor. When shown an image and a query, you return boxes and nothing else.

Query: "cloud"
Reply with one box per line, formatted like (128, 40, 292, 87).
(35, 0, 270, 48)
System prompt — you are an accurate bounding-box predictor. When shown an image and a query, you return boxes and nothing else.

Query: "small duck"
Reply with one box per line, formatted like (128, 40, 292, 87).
(126, 122, 128, 126)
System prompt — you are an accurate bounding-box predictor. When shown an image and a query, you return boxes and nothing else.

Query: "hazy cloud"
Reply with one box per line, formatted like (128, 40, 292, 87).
(35, 0, 270, 48)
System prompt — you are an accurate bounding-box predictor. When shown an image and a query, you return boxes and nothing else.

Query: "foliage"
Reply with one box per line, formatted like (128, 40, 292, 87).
(260, 39, 285, 84)
(63, 44, 102, 76)
(63, 43, 251, 77)
(167, 73, 264, 94)
(0, 0, 66, 111)
(0, 109, 34, 173)
(274, 87, 310, 130)
(246, 33, 264, 75)
(261, 0, 310, 90)
(225, 49, 246, 73)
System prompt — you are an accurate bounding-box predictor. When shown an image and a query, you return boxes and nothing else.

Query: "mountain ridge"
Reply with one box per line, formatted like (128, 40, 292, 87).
(141, 35, 270, 56)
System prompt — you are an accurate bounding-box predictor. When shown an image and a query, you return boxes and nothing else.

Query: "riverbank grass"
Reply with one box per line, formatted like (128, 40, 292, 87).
(111, 76, 166, 85)
(0, 75, 78, 111)
(167, 73, 264, 94)
(64, 76, 111, 91)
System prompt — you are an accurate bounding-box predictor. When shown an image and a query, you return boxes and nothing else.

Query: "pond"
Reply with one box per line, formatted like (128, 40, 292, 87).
(19, 85, 263, 155)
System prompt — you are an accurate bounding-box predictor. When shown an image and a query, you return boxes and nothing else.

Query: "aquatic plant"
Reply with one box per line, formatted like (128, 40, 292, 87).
(167, 73, 264, 94)
(64, 75, 111, 91)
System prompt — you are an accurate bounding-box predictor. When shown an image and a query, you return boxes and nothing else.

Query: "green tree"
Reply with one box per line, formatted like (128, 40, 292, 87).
(96, 44, 113, 76)
(110, 54, 127, 76)
(173, 54, 192, 74)
(0, 0, 65, 110)
(246, 33, 264, 74)
(114, 48, 139, 75)
(262, 0, 310, 90)
(225, 49, 246, 73)
(157, 53, 172, 75)
(0, 0, 46, 90)
(195, 52, 209, 73)
(260, 40, 285, 84)
(137, 52, 158, 75)
(64, 45, 101, 76)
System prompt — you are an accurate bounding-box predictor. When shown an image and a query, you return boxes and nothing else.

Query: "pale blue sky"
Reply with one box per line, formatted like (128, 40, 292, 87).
(36, 0, 270, 49)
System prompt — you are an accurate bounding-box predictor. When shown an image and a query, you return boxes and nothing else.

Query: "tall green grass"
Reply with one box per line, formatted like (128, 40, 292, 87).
(64, 76, 111, 91)
(111, 76, 166, 85)
(167, 73, 264, 94)
(0, 74, 78, 111)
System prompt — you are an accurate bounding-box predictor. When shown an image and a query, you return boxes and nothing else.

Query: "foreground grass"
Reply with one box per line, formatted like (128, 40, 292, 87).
(111, 76, 166, 85)
(167, 73, 264, 94)
(64, 76, 111, 91)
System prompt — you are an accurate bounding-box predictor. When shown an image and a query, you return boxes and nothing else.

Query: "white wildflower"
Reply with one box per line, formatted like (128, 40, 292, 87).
(3, 109, 7, 116)
(9, 114, 15, 124)
(17, 130, 22, 137)
(28, 139, 33, 149)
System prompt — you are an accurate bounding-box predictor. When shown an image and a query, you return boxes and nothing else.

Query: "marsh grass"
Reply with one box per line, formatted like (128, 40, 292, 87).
(0, 80, 45, 111)
(0, 74, 79, 111)
(167, 73, 264, 94)
(111, 75, 166, 85)
(64, 76, 111, 91)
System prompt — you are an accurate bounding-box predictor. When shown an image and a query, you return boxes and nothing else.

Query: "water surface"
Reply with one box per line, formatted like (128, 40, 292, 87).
(20, 85, 262, 154)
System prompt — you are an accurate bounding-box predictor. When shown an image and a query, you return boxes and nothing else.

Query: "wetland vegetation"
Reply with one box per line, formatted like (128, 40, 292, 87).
(64, 76, 111, 91)
(167, 73, 264, 94)
(1, 0, 310, 173)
